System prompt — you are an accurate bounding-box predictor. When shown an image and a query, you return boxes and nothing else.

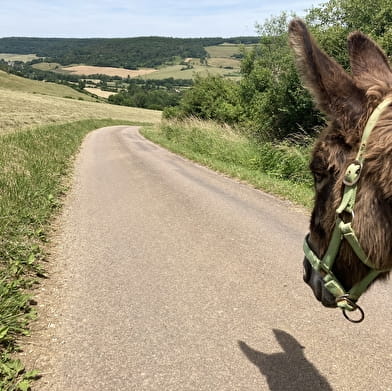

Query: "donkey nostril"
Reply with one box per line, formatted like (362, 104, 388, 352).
(303, 266, 310, 283)
(303, 258, 312, 283)
(313, 275, 324, 302)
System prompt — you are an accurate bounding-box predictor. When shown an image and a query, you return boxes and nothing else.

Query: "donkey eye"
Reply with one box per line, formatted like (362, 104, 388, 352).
(314, 172, 325, 183)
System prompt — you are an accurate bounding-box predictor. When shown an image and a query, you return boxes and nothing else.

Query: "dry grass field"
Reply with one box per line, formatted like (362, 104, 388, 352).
(0, 87, 161, 133)
(0, 70, 96, 101)
(84, 87, 116, 98)
(63, 65, 157, 78)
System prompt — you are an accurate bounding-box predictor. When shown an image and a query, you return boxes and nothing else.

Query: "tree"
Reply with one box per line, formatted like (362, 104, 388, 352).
(306, 0, 392, 65)
(239, 13, 324, 140)
(178, 74, 242, 123)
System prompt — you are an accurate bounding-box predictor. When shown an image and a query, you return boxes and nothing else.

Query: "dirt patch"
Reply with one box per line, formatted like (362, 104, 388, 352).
(63, 65, 157, 78)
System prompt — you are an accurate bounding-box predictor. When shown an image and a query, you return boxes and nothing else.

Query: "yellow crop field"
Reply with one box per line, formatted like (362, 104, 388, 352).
(62, 65, 157, 78)
(0, 53, 39, 62)
(84, 87, 116, 98)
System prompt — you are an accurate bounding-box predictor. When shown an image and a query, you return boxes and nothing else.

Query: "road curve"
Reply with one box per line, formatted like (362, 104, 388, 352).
(32, 126, 392, 390)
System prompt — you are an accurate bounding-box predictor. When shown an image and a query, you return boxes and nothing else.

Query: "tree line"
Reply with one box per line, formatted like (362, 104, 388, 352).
(0, 36, 259, 69)
(0, 59, 80, 83)
(108, 79, 192, 111)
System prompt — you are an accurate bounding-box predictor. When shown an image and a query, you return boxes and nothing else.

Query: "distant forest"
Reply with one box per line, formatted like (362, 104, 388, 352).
(0, 36, 259, 68)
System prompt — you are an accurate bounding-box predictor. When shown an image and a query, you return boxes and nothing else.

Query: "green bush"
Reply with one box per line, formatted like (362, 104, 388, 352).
(177, 74, 243, 124)
(108, 80, 182, 110)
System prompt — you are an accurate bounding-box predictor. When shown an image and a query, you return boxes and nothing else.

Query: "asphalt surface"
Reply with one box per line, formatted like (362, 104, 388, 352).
(34, 126, 392, 390)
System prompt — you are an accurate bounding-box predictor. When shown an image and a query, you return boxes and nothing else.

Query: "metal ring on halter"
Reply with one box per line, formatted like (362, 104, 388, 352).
(342, 304, 365, 323)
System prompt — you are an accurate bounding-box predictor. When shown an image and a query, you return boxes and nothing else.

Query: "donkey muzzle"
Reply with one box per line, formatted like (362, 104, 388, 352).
(303, 258, 337, 308)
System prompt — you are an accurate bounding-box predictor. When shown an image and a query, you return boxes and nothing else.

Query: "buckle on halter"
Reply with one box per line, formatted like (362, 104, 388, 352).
(343, 160, 362, 186)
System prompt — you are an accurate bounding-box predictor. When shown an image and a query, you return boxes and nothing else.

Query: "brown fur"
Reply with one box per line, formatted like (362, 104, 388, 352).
(289, 19, 392, 290)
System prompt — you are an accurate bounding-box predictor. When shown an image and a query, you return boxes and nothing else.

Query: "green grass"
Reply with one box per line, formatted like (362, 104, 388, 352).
(0, 118, 144, 390)
(31, 62, 62, 71)
(142, 119, 314, 208)
(207, 57, 241, 68)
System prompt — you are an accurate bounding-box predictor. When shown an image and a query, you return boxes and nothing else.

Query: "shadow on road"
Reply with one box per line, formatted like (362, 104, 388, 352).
(238, 329, 332, 391)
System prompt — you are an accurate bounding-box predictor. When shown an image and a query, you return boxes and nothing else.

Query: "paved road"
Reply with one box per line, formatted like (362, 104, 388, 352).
(33, 126, 392, 390)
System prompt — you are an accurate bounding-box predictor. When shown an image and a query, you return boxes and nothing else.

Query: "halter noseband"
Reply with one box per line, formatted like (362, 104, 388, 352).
(303, 98, 392, 322)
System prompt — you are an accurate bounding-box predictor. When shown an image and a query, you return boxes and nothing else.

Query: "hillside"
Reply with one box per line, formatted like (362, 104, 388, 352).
(0, 70, 161, 133)
(0, 69, 95, 100)
(0, 36, 259, 69)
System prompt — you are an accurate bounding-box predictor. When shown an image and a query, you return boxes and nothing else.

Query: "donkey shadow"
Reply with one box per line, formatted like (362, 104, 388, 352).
(238, 329, 332, 391)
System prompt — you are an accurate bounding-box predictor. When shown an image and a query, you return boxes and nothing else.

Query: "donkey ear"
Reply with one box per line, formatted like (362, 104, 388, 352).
(348, 32, 392, 92)
(289, 19, 365, 122)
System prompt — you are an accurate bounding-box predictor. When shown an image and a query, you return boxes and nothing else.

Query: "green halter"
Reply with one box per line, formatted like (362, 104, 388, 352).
(303, 98, 392, 321)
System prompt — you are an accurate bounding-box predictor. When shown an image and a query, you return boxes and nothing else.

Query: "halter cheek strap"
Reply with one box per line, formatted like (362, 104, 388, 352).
(303, 98, 392, 321)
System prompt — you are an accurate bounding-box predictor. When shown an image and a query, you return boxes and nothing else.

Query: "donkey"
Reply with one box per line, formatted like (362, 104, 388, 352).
(288, 19, 392, 321)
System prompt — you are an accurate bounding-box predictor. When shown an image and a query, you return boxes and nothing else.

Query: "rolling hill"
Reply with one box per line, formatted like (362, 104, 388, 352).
(0, 70, 161, 133)
(0, 69, 95, 100)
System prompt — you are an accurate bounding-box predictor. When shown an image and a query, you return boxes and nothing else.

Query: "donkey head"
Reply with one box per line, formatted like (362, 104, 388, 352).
(289, 19, 392, 308)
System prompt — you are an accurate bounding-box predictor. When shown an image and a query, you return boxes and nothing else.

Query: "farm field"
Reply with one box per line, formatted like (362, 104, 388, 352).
(84, 87, 116, 98)
(62, 65, 157, 78)
(31, 62, 63, 71)
(34, 61, 240, 80)
(207, 57, 241, 68)
(204, 43, 255, 58)
(28, 43, 248, 81)
(0, 53, 39, 62)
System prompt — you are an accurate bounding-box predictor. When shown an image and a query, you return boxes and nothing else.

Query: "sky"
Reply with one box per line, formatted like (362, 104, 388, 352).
(0, 0, 323, 38)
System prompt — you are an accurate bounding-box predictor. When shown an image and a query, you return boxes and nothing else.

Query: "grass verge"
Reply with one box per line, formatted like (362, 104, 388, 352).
(142, 119, 314, 209)
(0, 118, 142, 390)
